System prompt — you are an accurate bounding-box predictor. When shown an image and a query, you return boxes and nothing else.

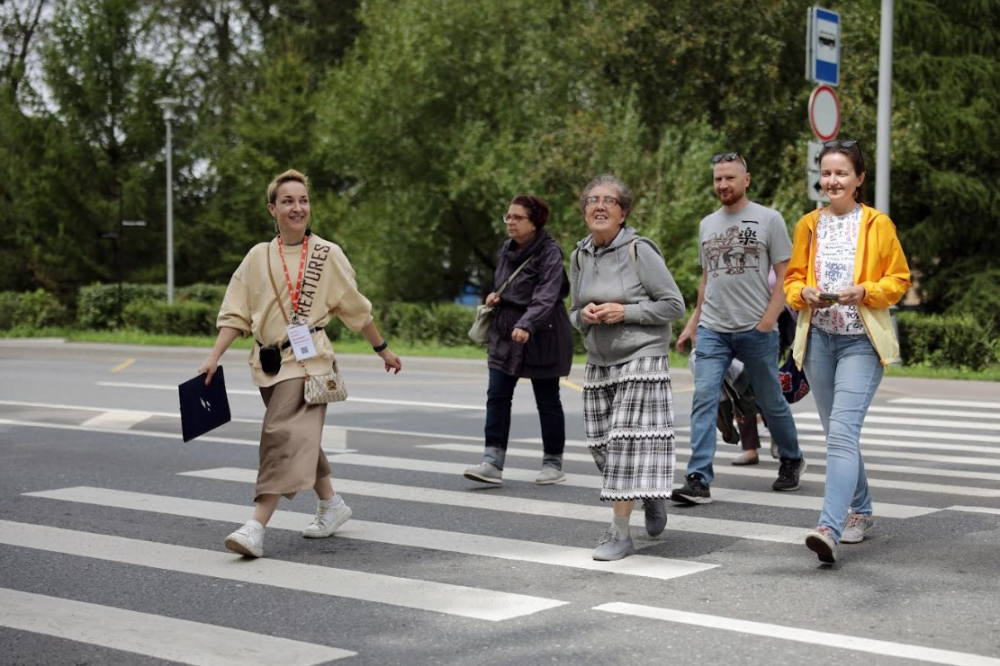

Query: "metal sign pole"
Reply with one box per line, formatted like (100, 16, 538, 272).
(875, 0, 894, 215)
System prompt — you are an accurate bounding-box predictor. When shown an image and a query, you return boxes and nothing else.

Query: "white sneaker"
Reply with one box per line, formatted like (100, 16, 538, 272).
(463, 462, 503, 485)
(303, 501, 352, 538)
(224, 520, 264, 558)
(534, 467, 566, 485)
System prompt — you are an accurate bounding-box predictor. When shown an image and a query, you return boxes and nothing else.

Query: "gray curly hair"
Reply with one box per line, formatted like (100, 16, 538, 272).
(579, 174, 632, 217)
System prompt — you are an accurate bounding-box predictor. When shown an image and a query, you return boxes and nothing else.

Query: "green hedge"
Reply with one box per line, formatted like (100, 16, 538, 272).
(897, 311, 997, 371)
(0, 289, 70, 330)
(123, 299, 219, 336)
(77, 284, 166, 329)
(24, 283, 995, 373)
(176, 283, 228, 305)
(77, 283, 227, 329)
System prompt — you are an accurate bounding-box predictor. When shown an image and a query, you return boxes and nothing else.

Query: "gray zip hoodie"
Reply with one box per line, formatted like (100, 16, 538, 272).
(569, 225, 686, 367)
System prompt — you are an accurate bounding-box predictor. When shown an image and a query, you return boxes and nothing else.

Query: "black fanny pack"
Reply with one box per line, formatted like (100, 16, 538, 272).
(256, 327, 320, 375)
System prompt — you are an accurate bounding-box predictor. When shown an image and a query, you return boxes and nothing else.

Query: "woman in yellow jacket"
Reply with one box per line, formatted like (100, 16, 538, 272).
(784, 140, 910, 564)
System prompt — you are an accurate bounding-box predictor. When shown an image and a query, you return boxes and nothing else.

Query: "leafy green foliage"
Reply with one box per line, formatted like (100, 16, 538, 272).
(1, 0, 998, 349)
(890, 0, 1000, 316)
(0, 289, 71, 330)
(897, 311, 997, 371)
(77, 283, 165, 329)
(123, 299, 217, 335)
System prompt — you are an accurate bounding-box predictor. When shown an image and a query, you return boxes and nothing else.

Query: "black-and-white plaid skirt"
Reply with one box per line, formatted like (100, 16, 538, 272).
(583, 355, 676, 501)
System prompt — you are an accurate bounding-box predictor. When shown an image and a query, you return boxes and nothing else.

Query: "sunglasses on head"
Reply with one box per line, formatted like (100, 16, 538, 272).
(822, 139, 865, 168)
(823, 140, 858, 149)
(711, 152, 747, 169)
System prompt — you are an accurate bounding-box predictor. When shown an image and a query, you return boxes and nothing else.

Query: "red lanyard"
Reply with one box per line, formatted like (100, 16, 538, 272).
(276, 236, 309, 315)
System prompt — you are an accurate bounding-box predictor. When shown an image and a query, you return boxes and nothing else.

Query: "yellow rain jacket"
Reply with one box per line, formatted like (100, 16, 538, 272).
(785, 204, 911, 367)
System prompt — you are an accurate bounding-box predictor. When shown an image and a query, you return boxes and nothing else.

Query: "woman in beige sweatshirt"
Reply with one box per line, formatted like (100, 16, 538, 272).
(197, 169, 402, 558)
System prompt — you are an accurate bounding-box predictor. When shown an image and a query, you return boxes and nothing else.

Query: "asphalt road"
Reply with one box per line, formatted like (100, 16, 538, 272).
(1, 339, 998, 666)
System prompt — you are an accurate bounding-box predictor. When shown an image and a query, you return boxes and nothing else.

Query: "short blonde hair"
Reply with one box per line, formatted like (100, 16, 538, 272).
(267, 169, 309, 205)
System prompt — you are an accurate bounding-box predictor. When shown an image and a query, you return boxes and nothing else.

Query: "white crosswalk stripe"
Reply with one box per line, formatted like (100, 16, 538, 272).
(419, 443, 1000, 498)
(179, 467, 811, 544)
(0, 588, 355, 666)
(324, 452, 939, 518)
(0, 520, 567, 622)
(594, 602, 1000, 666)
(24, 486, 716, 581)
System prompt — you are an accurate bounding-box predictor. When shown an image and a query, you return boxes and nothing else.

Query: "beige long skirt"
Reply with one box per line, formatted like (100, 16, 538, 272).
(255, 377, 331, 500)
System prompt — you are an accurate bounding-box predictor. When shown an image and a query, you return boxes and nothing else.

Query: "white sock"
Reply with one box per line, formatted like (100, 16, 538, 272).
(245, 519, 263, 531)
(321, 494, 345, 508)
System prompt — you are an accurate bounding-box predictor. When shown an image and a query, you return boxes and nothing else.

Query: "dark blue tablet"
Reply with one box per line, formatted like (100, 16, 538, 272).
(178, 365, 232, 442)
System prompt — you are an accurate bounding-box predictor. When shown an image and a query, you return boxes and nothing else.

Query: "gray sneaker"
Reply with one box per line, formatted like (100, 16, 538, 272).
(592, 526, 635, 561)
(303, 501, 352, 538)
(463, 461, 503, 485)
(841, 512, 874, 544)
(643, 499, 668, 537)
(805, 526, 837, 564)
(534, 467, 566, 485)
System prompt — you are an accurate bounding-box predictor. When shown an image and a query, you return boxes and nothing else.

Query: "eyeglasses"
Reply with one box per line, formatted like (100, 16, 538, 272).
(711, 152, 747, 168)
(584, 195, 620, 208)
(503, 213, 531, 224)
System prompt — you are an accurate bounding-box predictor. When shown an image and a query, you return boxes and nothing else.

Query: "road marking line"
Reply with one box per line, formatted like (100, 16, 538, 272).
(79, 409, 153, 430)
(4, 414, 998, 484)
(544, 435, 1000, 470)
(96, 381, 486, 410)
(677, 422, 1000, 446)
(25, 487, 715, 581)
(794, 426, 1000, 447)
(867, 405, 1000, 420)
(0, 587, 354, 666)
(420, 442, 1000, 497)
(328, 453, 937, 519)
(795, 412, 999, 432)
(180, 467, 809, 544)
(946, 505, 1000, 516)
(0, 520, 565, 622)
(890, 398, 1000, 410)
(5, 399, 1000, 449)
(109, 358, 135, 373)
(594, 602, 1000, 666)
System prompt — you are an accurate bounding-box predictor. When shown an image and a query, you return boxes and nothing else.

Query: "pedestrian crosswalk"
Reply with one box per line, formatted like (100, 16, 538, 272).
(0, 588, 356, 666)
(2, 393, 1000, 665)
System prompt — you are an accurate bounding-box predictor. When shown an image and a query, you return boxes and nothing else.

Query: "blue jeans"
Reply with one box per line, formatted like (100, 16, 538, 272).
(804, 328, 883, 541)
(484, 369, 565, 470)
(687, 326, 802, 485)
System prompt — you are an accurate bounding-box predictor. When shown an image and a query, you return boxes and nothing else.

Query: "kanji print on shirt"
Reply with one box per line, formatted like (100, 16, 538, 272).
(703, 224, 761, 278)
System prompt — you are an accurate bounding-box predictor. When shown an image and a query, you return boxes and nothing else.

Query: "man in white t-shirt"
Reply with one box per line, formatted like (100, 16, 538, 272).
(672, 152, 806, 505)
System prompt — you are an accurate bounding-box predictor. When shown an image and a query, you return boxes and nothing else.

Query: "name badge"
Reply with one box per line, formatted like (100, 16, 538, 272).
(287, 323, 318, 361)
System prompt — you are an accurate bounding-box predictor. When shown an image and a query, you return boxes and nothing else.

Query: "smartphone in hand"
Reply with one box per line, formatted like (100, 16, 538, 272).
(818, 292, 841, 302)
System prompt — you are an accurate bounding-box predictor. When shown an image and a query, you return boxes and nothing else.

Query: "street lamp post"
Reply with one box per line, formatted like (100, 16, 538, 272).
(155, 97, 180, 304)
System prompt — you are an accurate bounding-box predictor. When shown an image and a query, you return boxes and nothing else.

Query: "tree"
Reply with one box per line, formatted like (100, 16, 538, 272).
(0, 0, 168, 300)
(889, 0, 1000, 327)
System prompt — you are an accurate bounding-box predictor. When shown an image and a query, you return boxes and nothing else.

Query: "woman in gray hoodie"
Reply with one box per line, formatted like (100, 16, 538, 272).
(569, 174, 686, 561)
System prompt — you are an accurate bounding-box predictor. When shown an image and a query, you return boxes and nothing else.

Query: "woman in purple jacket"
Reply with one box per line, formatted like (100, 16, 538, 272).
(463, 195, 574, 486)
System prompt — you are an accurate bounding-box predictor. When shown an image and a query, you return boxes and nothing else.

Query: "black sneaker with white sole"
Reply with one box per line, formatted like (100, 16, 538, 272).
(773, 457, 807, 491)
(670, 474, 712, 504)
